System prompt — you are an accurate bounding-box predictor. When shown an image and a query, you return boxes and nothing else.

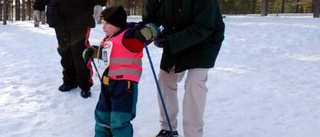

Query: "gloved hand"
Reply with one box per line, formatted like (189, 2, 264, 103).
(136, 23, 160, 42)
(82, 47, 95, 64)
(93, 5, 103, 24)
(33, 10, 41, 27)
(154, 32, 168, 48)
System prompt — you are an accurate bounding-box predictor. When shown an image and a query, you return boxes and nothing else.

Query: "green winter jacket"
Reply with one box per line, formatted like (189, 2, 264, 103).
(143, 0, 225, 73)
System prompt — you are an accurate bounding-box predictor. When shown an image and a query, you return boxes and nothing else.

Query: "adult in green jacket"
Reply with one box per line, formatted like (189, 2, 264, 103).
(143, 0, 225, 137)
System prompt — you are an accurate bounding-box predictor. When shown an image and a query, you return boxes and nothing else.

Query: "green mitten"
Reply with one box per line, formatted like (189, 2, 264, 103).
(139, 23, 160, 41)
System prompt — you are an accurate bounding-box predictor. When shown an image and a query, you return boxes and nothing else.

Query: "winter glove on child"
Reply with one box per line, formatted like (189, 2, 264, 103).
(83, 45, 102, 63)
(136, 23, 160, 42)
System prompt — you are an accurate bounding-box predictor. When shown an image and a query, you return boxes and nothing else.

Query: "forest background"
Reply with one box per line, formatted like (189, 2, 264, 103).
(1, 0, 320, 24)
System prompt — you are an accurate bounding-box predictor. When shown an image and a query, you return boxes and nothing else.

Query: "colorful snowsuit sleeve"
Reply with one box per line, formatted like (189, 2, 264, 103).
(122, 22, 156, 52)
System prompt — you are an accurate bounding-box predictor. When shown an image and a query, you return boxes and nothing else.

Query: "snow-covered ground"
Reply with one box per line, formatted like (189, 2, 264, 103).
(1, 14, 320, 137)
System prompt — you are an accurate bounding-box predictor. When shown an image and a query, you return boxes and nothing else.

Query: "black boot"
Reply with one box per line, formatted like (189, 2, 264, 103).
(156, 129, 179, 137)
(80, 88, 91, 98)
(58, 84, 77, 92)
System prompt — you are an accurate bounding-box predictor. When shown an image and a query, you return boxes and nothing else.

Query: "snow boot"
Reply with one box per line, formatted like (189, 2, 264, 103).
(80, 88, 91, 98)
(58, 84, 77, 92)
(156, 129, 179, 137)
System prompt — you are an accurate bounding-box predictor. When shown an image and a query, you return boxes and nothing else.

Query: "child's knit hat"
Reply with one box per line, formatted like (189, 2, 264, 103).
(100, 5, 127, 28)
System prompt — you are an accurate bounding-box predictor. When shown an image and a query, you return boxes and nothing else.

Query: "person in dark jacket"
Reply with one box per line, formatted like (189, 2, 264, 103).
(143, 0, 225, 136)
(33, 0, 106, 98)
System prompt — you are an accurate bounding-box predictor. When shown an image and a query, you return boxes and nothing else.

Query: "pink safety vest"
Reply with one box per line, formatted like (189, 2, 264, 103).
(104, 30, 143, 82)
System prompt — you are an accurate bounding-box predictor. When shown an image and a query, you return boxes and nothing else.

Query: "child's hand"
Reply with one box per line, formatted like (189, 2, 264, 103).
(136, 23, 160, 42)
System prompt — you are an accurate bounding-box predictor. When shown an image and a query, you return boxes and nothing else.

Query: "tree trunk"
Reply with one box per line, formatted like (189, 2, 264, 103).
(142, 0, 146, 15)
(27, 0, 32, 20)
(21, 0, 25, 21)
(281, 0, 285, 13)
(314, 0, 320, 18)
(4, 0, 8, 25)
(296, 0, 300, 13)
(15, 0, 20, 21)
(261, 0, 269, 16)
(0, 0, 3, 21)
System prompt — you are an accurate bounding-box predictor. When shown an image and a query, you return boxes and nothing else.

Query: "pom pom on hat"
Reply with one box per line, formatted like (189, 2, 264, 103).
(100, 5, 127, 28)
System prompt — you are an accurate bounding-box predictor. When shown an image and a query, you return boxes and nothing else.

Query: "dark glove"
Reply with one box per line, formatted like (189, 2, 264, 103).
(135, 23, 160, 42)
(154, 32, 168, 48)
(82, 47, 95, 64)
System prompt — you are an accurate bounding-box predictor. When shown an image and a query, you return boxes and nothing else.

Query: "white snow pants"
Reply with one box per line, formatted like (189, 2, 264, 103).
(158, 68, 209, 137)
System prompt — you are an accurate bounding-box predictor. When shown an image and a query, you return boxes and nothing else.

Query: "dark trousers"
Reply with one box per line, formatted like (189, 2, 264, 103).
(55, 27, 93, 89)
(94, 75, 138, 137)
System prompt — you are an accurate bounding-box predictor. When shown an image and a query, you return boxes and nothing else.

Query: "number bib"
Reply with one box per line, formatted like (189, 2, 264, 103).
(102, 41, 113, 67)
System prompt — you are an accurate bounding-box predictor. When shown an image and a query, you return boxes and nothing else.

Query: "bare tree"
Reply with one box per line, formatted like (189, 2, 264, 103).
(261, 0, 269, 16)
(281, 0, 285, 13)
(22, 0, 26, 21)
(15, 0, 20, 20)
(314, 0, 320, 17)
(0, 0, 3, 21)
(27, 0, 32, 20)
(3, 0, 8, 24)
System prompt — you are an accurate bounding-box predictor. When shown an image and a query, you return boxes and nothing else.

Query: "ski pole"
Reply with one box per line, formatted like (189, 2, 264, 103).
(91, 59, 102, 82)
(144, 44, 174, 136)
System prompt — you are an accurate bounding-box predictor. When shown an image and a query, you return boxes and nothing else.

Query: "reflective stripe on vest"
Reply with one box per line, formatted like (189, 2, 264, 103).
(107, 29, 143, 82)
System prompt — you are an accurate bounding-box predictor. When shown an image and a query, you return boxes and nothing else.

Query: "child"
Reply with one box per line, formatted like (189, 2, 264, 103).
(82, 5, 159, 137)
